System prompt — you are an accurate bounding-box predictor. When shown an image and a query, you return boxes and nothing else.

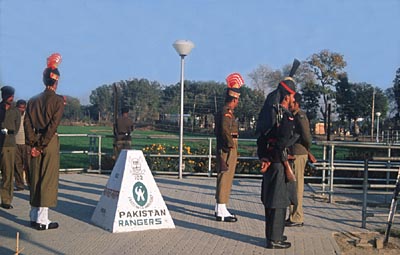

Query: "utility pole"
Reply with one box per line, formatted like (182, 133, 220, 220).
(371, 88, 375, 141)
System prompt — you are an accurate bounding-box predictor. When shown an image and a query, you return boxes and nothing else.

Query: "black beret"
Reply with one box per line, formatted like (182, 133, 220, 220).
(1, 86, 15, 99)
(278, 78, 296, 95)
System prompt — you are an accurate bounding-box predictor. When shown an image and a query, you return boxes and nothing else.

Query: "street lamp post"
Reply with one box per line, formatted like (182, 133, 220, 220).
(376, 112, 381, 143)
(173, 40, 194, 179)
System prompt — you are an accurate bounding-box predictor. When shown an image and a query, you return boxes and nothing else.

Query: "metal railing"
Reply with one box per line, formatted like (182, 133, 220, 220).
(59, 134, 400, 227)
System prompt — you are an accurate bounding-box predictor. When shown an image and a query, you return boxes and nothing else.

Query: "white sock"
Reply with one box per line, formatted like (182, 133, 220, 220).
(217, 204, 233, 217)
(37, 207, 50, 225)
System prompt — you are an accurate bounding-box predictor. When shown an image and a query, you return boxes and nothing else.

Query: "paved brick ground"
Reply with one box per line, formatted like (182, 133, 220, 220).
(0, 174, 397, 255)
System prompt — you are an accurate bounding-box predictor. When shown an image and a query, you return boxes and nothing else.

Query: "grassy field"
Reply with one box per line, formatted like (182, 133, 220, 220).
(57, 125, 353, 173)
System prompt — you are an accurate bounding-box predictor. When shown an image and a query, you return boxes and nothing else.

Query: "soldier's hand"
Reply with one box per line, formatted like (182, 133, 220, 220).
(260, 159, 271, 173)
(31, 147, 42, 157)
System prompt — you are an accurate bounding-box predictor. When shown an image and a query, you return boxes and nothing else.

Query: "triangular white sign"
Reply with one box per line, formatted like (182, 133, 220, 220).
(91, 150, 175, 233)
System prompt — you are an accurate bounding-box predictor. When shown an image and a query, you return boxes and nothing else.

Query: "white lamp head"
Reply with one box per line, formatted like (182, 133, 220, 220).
(173, 40, 195, 57)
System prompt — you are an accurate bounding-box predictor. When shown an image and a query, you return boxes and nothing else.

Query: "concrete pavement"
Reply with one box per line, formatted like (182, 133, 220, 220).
(0, 174, 397, 255)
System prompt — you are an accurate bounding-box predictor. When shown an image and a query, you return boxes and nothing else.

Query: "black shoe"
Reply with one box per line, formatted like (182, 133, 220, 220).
(266, 240, 291, 249)
(30, 221, 39, 227)
(1, 204, 13, 209)
(216, 215, 238, 222)
(282, 235, 287, 241)
(36, 222, 59, 231)
(285, 221, 304, 227)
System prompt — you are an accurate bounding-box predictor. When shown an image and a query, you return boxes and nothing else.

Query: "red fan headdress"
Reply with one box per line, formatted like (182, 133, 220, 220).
(47, 53, 62, 69)
(226, 72, 244, 98)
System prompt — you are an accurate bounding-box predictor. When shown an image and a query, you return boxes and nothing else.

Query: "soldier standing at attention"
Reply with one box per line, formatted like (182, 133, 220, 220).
(214, 73, 243, 222)
(257, 77, 297, 249)
(113, 107, 134, 160)
(14, 99, 30, 191)
(286, 93, 312, 227)
(0, 86, 20, 209)
(24, 53, 64, 230)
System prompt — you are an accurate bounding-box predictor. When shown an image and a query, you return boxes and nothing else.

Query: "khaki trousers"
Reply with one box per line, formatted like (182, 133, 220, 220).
(0, 147, 16, 205)
(114, 140, 132, 160)
(215, 142, 238, 204)
(289, 154, 308, 223)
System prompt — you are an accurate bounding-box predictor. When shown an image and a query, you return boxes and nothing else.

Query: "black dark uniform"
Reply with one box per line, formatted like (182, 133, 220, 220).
(256, 78, 297, 248)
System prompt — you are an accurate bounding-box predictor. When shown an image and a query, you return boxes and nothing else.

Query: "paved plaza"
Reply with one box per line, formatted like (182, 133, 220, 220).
(0, 173, 398, 255)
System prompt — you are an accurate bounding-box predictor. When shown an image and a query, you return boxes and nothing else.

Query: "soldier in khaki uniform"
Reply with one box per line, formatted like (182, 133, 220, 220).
(24, 53, 64, 230)
(214, 73, 244, 222)
(113, 107, 134, 160)
(0, 86, 20, 209)
(286, 93, 311, 227)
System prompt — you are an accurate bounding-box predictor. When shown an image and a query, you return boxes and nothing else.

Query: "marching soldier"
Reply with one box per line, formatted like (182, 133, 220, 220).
(214, 73, 243, 222)
(0, 86, 20, 209)
(24, 53, 64, 230)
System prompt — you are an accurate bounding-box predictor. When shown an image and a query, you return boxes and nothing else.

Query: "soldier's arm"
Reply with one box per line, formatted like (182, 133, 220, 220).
(221, 111, 234, 151)
(39, 97, 65, 149)
(299, 112, 312, 150)
(14, 108, 21, 134)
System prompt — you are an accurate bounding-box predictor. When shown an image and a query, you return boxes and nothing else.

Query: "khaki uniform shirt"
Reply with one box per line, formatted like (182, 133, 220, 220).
(291, 109, 311, 155)
(0, 102, 20, 147)
(215, 105, 238, 152)
(24, 89, 64, 150)
(115, 116, 134, 141)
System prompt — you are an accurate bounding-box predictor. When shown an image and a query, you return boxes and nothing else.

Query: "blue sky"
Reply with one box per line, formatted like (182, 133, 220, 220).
(0, 0, 399, 105)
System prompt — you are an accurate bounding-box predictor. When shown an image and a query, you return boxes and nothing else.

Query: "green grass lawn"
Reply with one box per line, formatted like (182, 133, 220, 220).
(58, 126, 218, 170)
(58, 125, 354, 173)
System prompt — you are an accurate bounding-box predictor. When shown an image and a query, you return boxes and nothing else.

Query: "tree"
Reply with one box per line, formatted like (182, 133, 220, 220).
(89, 84, 113, 121)
(248, 64, 282, 95)
(301, 81, 320, 124)
(306, 50, 347, 133)
(121, 78, 162, 122)
(393, 67, 400, 119)
(336, 78, 388, 135)
(63, 96, 82, 121)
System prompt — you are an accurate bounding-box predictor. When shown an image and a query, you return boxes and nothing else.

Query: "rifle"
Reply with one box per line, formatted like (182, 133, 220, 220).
(308, 151, 317, 163)
(284, 133, 300, 182)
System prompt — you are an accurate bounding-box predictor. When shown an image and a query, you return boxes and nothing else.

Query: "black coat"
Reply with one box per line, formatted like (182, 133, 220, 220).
(258, 105, 298, 208)
(261, 163, 297, 208)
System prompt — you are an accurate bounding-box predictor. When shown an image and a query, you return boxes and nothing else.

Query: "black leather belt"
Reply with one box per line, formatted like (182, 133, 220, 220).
(35, 129, 46, 134)
(0, 130, 14, 135)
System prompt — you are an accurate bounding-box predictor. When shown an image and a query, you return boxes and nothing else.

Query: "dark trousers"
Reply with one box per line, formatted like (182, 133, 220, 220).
(265, 207, 286, 242)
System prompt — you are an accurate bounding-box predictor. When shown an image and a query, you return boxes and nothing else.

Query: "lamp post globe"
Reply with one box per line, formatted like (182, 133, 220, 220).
(172, 40, 194, 179)
(173, 40, 194, 56)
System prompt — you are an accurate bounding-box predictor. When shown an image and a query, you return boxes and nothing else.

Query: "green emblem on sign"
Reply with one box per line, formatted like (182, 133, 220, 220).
(133, 181, 148, 207)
